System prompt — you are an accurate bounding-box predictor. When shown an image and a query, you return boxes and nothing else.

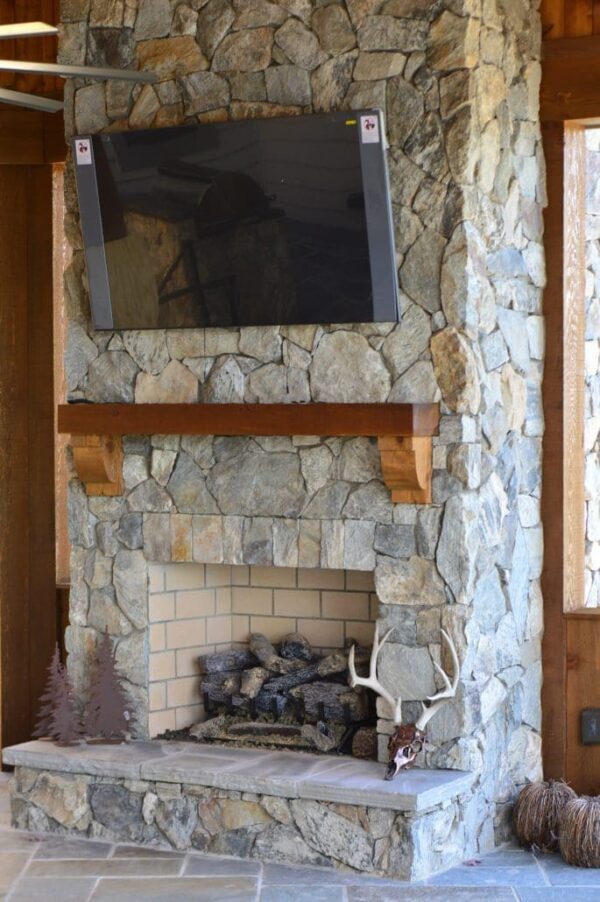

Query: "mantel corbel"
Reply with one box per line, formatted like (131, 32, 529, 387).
(58, 403, 439, 503)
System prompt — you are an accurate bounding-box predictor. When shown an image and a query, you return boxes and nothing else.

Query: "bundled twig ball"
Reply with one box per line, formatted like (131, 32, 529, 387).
(513, 780, 577, 852)
(558, 795, 600, 867)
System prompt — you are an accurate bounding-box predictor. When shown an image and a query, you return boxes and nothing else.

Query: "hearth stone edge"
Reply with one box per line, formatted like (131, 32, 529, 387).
(4, 740, 475, 880)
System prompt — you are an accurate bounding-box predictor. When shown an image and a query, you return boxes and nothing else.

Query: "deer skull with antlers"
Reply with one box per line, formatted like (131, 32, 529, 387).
(348, 627, 459, 780)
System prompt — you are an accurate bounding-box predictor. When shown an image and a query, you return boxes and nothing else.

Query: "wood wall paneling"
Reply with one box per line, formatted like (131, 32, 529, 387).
(565, 613, 600, 794)
(0, 165, 57, 749)
(541, 120, 570, 781)
(0, 0, 61, 96)
(541, 36, 600, 122)
(542, 0, 600, 37)
(539, 5, 600, 789)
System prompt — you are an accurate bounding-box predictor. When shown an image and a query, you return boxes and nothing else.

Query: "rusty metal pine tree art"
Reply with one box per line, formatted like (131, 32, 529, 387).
(33, 643, 63, 739)
(84, 630, 136, 743)
(48, 660, 84, 746)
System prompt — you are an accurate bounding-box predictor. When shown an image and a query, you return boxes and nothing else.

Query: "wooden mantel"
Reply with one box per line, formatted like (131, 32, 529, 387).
(58, 402, 440, 504)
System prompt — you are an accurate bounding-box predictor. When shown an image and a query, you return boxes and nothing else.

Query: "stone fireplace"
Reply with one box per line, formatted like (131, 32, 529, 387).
(4, 0, 546, 883)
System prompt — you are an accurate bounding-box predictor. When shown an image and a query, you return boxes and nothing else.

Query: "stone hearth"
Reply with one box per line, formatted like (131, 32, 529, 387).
(4, 740, 474, 880)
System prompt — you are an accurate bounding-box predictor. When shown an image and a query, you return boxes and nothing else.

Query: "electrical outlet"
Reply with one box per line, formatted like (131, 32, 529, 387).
(581, 709, 600, 744)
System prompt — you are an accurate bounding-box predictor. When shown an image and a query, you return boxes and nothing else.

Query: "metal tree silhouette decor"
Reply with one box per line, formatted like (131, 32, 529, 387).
(33, 643, 63, 739)
(84, 631, 136, 742)
(33, 643, 84, 745)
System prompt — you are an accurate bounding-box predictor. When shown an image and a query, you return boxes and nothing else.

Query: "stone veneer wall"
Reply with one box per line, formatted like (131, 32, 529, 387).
(585, 129, 600, 607)
(60, 0, 546, 852)
(10, 764, 470, 880)
(147, 562, 376, 735)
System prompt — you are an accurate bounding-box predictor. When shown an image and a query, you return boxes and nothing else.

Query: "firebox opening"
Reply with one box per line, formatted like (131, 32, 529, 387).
(148, 562, 378, 759)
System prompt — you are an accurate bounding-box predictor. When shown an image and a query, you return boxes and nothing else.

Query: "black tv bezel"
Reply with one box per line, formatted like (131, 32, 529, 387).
(73, 109, 400, 331)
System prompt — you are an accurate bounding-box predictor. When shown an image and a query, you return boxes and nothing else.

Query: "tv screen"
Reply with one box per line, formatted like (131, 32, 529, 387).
(73, 110, 399, 330)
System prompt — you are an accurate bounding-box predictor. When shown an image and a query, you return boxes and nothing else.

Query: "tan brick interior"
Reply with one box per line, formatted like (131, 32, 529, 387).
(148, 563, 377, 737)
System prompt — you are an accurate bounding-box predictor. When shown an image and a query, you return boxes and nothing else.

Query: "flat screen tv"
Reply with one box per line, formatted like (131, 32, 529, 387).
(73, 110, 399, 330)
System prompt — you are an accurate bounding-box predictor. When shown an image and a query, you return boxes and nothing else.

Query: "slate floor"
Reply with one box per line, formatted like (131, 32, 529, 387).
(1, 774, 599, 900)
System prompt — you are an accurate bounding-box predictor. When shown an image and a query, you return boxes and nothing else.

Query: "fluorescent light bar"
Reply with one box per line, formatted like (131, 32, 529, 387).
(0, 21, 58, 39)
(0, 87, 63, 113)
(0, 60, 156, 83)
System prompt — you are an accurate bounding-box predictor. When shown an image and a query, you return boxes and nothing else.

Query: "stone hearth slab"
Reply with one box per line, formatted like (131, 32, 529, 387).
(3, 740, 473, 813)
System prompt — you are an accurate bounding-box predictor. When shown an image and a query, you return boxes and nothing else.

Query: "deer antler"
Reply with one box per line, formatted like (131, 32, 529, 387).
(415, 629, 460, 732)
(348, 627, 402, 724)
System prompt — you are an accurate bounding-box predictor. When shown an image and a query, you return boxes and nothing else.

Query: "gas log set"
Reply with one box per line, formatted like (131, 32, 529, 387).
(163, 625, 461, 780)
(187, 631, 379, 758)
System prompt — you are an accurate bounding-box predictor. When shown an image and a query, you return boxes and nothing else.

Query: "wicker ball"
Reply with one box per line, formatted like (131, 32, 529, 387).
(513, 780, 577, 852)
(558, 796, 600, 867)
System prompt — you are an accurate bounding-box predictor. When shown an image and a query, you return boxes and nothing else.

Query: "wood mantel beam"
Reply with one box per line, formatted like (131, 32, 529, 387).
(58, 402, 440, 503)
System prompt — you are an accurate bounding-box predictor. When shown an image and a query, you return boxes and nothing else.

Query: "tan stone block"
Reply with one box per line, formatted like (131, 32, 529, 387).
(149, 592, 175, 623)
(205, 563, 232, 586)
(250, 566, 297, 588)
(297, 567, 345, 590)
(345, 620, 375, 646)
(232, 614, 250, 642)
(274, 589, 320, 618)
(216, 587, 232, 614)
(167, 618, 206, 649)
(176, 588, 216, 619)
(231, 565, 250, 586)
(170, 514, 193, 562)
(175, 704, 203, 730)
(149, 681, 166, 712)
(149, 709, 176, 737)
(322, 591, 370, 621)
(206, 615, 232, 644)
(136, 359, 198, 403)
(345, 570, 375, 591)
(232, 586, 273, 615)
(249, 616, 296, 642)
(192, 515, 224, 564)
(167, 676, 200, 709)
(204, 327, 240, 355)
(149, 651, 175, 681)
(149, 623, 166, 653)
(298, 521, 321, 567)
(297, 618, 343, 648)
(176, 646, 207, 677)
(370, 593, 380, 620)
(148, 564, 165, 593)
(164, 562, 205, 590)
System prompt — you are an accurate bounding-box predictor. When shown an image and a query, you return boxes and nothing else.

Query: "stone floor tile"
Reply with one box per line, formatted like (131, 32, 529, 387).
(0, 851, 32, 893)
(260, 887, 345, 901)
(476, 848, 539, 867)
(34, 837, 113, 859)
(91, 876, 259, 900)
(184, 854, 262, 876)
(428, 865, 546, 886)
(517, 890, 600, 901)
(25, 857, 183, 878)
(261, 862, 406, 887)
(9, 876, 97, 901)
(0, 830, 39, 852)
(112, 844, 184, 860)
(347, 889, 517, 901)
(540, 862, 600, 887)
